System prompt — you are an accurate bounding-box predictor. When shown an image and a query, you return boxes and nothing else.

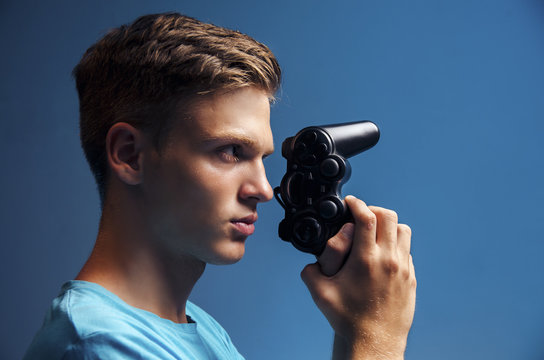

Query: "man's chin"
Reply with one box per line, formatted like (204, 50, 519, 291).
(206, 240, 246, 265)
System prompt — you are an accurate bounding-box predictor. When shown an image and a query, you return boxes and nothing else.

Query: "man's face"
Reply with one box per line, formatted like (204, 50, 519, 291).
(141, 87, 274, 265)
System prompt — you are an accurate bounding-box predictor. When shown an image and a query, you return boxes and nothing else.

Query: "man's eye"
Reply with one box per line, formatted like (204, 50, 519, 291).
(218, 145, 241, 162)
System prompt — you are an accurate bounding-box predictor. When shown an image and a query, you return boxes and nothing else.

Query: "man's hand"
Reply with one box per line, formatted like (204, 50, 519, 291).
(301, 196, 416, 360)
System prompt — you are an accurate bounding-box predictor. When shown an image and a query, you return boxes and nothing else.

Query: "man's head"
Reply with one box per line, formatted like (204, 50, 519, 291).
(139, 86, 275, 264)
(74, 12, 281, 202)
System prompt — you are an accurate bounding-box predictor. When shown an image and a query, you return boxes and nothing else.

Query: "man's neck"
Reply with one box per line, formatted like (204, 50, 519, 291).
(76, 194, 205, 324)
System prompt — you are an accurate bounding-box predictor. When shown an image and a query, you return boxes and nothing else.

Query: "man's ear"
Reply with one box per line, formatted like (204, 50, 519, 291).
(106, 122, 146, 186)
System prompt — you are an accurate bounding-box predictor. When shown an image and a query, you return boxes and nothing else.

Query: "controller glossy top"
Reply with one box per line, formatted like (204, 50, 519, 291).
(274, 121, 380, 255)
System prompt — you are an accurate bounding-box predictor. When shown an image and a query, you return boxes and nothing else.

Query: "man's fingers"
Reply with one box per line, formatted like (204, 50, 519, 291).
(369, 206, 398, 250)
(344, 196, 377, 254)
(397, 223, 412, 263)
(318, 223, 354, 277)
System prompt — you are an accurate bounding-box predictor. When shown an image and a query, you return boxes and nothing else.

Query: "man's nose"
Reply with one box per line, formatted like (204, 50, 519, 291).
(239, 162, 274, 203)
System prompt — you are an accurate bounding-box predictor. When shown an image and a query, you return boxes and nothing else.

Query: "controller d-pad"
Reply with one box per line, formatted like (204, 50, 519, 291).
(295, 130, 332, 166)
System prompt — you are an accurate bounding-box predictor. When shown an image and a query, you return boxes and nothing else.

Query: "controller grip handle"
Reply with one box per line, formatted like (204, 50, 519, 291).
(321, 121, 380, 159)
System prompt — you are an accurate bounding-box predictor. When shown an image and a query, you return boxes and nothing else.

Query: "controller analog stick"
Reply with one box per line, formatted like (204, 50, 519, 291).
(319, 200, 338, 219)
(293, 217, 321, 244)
(320, 158, 340, 177)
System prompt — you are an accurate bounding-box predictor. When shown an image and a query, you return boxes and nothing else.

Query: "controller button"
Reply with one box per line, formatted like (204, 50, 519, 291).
(303, 131, 318, 145)
(294, 217, 321, 244)
(295, 142, 306, 153)
(317, 143, 328, 154)
(319, 200, 338, 219)
(320, 158, 340, 177)
(301, 154, 317, 166)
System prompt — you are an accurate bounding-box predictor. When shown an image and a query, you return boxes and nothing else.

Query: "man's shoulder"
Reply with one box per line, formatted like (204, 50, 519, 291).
(23, 281, 169, 359)
(54, 281, 141, 336)
(24, 281, 245, 360)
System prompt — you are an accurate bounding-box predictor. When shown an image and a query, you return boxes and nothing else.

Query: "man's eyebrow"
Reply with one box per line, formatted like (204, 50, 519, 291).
(201, 132, 275, 155)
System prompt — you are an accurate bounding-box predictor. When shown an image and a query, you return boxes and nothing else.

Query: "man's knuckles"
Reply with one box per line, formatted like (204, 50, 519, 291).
(353, 251, 409, 279)
(382, 256, 401, 275)
(400, 265, 411, 281)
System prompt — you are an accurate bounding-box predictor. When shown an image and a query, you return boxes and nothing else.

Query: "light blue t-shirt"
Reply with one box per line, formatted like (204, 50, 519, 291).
(24, 280, 245, 359)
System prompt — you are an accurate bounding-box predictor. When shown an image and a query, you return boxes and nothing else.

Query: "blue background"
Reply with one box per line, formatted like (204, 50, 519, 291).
(1, 0, 543, 359)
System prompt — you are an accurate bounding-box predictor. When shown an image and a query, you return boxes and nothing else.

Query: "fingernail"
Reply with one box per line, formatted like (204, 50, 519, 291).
(340, 223, 355, 239)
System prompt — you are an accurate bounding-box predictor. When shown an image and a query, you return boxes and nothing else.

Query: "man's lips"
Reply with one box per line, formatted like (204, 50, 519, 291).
(231, 213, 258, 236)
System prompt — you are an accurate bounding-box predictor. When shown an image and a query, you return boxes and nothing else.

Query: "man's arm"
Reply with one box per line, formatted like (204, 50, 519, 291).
(301, 196, 417, 360)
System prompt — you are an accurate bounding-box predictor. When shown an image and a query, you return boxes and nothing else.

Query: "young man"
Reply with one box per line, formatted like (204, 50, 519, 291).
(24, 12, 416, 359)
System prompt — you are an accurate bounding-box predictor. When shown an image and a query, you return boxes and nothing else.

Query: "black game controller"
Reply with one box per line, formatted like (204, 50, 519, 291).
(274, 121, 380, 255)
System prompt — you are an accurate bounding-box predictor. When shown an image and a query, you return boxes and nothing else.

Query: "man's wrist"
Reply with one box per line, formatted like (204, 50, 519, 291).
(332, 332, 405, 360)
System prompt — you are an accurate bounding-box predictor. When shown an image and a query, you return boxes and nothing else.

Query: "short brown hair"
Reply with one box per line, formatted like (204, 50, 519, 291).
(73, 12, 281, 202)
